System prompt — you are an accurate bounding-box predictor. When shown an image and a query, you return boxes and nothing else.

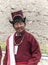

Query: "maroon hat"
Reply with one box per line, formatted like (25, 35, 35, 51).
(9, 10, 26, 24)
(11, 10, 23, 19)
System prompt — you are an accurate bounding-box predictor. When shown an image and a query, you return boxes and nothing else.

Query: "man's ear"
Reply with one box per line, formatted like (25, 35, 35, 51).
(24, 22, 26, 26)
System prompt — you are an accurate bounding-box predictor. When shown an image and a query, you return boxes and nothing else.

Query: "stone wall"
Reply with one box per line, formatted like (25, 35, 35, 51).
(0, 0, 48, 46)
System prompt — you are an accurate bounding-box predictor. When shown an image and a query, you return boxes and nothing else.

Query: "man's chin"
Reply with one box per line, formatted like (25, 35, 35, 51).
(16, 30, 23, 33)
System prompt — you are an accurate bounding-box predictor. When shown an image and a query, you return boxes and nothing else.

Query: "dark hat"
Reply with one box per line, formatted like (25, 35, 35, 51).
(9, 10, 26, 24)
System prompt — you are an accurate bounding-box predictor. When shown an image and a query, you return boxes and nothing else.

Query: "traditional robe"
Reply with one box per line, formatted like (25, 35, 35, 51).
(3, 30, 41, 65)
(0, 46, 2, 65)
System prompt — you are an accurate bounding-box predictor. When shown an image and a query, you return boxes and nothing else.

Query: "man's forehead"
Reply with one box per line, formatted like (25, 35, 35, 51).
(15, 21, 24, 24)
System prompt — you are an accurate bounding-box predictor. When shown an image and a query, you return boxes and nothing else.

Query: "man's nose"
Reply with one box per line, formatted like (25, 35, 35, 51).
(18, 24, 21, 27)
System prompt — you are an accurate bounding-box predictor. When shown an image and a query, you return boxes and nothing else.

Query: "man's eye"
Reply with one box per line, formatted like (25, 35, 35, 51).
(20, 23, 22, 25)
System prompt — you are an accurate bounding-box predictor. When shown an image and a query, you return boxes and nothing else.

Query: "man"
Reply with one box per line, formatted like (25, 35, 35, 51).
(3, 10, 41, 65)
(0, 46, 2, 65)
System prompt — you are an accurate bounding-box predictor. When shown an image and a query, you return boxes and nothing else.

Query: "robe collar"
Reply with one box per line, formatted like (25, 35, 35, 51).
(15, 30, 25, 36)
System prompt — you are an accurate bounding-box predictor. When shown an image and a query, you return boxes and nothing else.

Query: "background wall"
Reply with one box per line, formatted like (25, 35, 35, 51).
(0, 0, 48, 65)
(0, 0, 48, 47)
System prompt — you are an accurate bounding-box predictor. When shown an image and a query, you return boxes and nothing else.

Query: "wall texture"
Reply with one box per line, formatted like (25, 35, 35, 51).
(0, 0, 48, 46)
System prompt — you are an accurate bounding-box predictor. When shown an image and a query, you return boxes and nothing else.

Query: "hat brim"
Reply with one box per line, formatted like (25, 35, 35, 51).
(9, 17, 26, 24)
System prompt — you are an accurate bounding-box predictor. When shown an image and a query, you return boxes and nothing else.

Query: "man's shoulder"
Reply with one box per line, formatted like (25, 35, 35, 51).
(25, 31, 34, 38)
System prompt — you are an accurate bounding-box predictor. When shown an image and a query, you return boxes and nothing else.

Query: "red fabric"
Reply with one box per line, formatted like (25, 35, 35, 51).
(16, 62, 27, 64)
(0, 46, 2, 58)
(3, 31, 41, 65)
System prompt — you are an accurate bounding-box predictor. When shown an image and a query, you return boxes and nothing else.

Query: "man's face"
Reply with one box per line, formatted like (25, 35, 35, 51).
(13, 22, 26, 33)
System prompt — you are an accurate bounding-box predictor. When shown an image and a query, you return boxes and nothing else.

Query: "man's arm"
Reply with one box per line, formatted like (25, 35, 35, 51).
(3, 46, 8, 65)
(28, 35, 41, 65)
(0, 46, 2, 65)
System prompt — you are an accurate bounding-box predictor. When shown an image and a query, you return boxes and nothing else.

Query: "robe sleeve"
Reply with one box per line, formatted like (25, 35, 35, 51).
(0, 46, 2, 59)
(27, 35, 41, 65)
(3, 36, 10, 65)
(3, 46, 8, 65)
(0, 46, 2, 65)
